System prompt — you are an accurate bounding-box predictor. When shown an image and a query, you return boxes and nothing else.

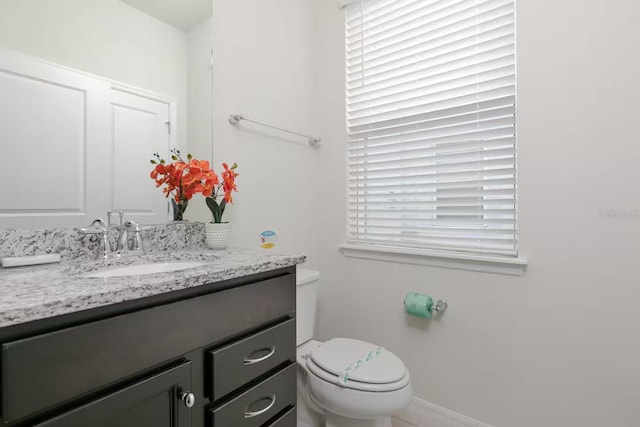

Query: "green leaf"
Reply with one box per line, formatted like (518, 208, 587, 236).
(219, 199, 226, 218)
(171, 155, 178, 161)
(150, 159, 157, 164)
(171, 199, 188, 221)
(187, 153, 192, 160)
(171, 199, 179, 220)
(206, 197, 221, 223)
(160, 159, 165, 164)
(205, 196, 216, 212)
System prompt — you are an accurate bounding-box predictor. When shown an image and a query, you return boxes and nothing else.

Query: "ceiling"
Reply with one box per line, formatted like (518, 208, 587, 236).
(120, 0, 212, 32)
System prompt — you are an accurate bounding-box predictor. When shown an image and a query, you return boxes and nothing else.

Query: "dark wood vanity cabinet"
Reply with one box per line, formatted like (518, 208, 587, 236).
(0, 266, 297, 427)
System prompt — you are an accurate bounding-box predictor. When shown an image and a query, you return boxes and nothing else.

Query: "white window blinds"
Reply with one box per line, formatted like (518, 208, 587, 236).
(346, 0, 517, 257)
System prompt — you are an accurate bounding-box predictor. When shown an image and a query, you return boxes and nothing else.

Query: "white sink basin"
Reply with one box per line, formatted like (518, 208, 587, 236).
(83, 261, 208, 278)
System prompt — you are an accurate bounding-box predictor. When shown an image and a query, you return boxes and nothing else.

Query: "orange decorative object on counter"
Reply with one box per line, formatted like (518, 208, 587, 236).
(150, 149, 219, 221)
(206, 162, 239, 223)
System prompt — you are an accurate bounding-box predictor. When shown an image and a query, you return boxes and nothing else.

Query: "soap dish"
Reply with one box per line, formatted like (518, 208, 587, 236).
(1, 254, 62, 268)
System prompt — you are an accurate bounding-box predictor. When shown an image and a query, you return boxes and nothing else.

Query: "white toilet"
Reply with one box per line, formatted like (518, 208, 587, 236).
(296, 268, 412, 427)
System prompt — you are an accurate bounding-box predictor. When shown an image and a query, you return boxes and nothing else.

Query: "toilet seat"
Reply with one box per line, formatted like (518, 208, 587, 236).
(306, 338, 410, 392)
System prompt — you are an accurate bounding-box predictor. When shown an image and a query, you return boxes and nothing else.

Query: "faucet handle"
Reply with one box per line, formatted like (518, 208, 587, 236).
(97, 228, 112, 259)
(126, 221, 144, 253)
(80, 218, 107, 234)
(80, 220, 112, 259)
(118, 210, 125, 226)
(124, 220, 142, 232)
(91, 218, 106, 228)
(116, 220, 145, 256)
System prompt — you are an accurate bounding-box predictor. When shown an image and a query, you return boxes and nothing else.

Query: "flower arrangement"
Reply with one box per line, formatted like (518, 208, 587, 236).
(150, 149, 218, 221)
(206, 162, 239, 223)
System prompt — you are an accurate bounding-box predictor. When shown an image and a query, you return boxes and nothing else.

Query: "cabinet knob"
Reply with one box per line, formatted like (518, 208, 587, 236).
(180, 391, 196, 408)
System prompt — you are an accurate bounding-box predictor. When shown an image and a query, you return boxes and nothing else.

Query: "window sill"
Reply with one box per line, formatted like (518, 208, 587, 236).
(339, 243, 527, 276)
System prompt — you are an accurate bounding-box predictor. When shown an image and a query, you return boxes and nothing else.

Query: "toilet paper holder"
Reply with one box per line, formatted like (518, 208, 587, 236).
(403, 293, 449, 318)
(432, 300, 448, 314)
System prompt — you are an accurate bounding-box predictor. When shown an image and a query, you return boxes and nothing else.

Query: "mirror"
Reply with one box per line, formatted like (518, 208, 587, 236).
(0, 0, 213, 229)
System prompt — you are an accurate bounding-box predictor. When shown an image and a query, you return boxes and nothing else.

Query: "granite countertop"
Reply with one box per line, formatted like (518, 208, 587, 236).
(0, 248, 305, 328)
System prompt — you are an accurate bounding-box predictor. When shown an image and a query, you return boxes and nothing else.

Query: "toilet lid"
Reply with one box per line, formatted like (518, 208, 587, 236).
(309, 338, 407, 385)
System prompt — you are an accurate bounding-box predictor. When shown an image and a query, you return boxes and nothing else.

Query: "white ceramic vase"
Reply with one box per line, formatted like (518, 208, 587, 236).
(205, 222, 230, 249)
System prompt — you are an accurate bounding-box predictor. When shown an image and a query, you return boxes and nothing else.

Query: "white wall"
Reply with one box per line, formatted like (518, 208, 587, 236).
(194, 0, 318, 262)
(0, 0, 188, 152)
(313, 1, 640, 426)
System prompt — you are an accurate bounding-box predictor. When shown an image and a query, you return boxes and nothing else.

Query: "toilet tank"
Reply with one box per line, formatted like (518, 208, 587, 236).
(296, 268, 320, 346)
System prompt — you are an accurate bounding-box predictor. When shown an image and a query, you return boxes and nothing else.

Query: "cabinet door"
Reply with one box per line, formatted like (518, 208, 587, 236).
(111, 88, 171, 224)
(34, 362, 192, 427)
(0, 48, 111, 228)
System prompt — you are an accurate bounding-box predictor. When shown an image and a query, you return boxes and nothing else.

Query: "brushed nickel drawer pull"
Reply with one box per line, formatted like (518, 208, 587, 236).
(243, 346, 276, 365)
(244, 395, 276, 418)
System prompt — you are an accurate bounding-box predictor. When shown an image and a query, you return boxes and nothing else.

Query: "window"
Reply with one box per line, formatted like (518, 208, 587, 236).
(345, 0, 518, 261)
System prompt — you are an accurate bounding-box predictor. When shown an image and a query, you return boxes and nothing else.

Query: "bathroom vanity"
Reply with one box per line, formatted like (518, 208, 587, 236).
(0, 246, 303, 427)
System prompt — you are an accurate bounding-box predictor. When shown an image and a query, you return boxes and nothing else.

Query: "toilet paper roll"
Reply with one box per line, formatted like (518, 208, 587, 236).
(404, 292, 433, 319)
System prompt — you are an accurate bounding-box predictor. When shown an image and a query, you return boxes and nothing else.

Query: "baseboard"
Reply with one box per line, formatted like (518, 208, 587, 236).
(392, 397, 496, 427)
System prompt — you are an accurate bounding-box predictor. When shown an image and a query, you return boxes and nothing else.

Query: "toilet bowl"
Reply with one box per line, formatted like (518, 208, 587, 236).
(296, 268, 412, 427)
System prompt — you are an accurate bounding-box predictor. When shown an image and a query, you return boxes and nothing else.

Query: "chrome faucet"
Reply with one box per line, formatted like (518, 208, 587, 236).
(80, 219, 112, 259)
(116, 220, 145, 256)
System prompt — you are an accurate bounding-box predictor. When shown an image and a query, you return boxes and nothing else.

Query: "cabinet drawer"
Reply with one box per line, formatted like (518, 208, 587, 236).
(267, 407, 296, 427)
(209, 318, 295, 401)
(2, 274, 295, 424)
(209, 364, 295, 427)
